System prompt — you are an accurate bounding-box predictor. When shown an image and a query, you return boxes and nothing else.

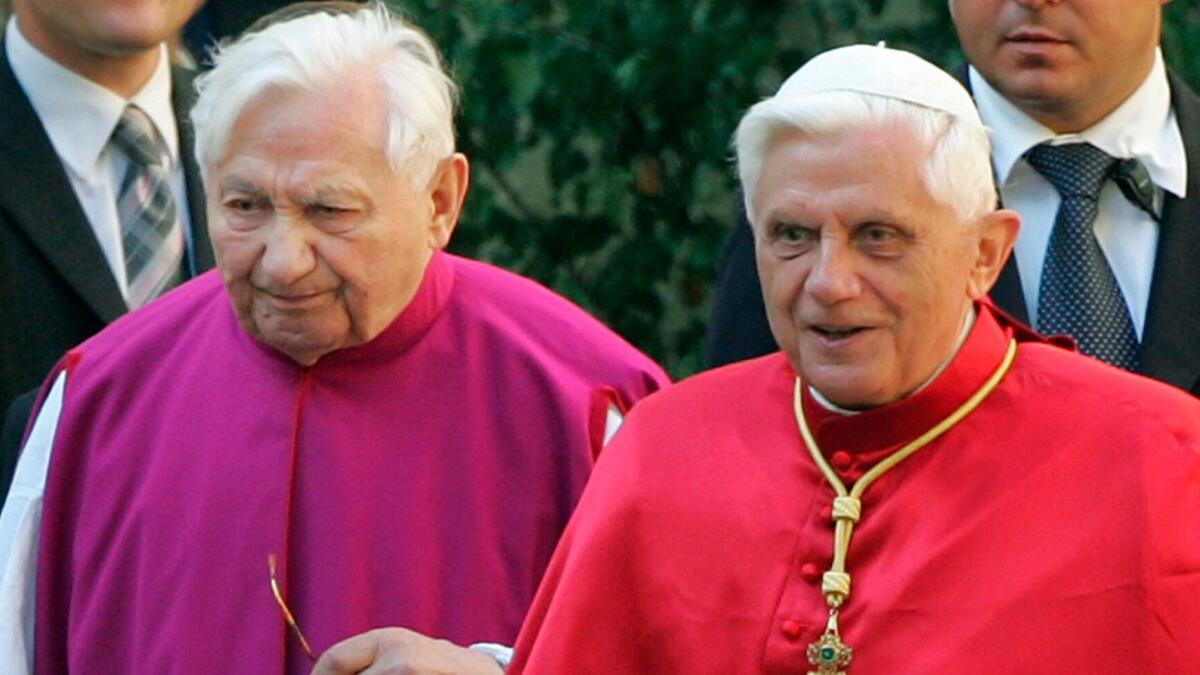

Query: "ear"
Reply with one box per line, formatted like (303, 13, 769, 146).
(426, 153, 470, 250)
(966, 208, 1020, 300)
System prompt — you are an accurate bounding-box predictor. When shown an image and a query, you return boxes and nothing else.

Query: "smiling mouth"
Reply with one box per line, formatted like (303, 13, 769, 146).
(812, 325, 867, 339)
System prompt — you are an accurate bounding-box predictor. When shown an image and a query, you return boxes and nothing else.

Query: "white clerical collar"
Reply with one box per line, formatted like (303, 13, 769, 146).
(810, 307, 977, 416)
(5, 16, 179, 181)
(970, 49, 1186, 199)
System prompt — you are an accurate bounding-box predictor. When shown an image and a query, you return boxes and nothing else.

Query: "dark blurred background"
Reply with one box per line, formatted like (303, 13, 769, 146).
(98, 0, 1200, 376)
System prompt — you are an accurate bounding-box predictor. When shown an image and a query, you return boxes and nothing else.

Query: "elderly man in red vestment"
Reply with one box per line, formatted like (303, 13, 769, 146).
(0, 3, 667, 674)
(510, 44, 1200, 674)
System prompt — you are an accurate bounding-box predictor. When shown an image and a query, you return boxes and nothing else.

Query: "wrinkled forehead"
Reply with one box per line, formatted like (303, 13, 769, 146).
(213, 82, 389, 170)
(753, 121, 936, 207)
(205, 95, 395, 206)
(753, 123, 960, 230)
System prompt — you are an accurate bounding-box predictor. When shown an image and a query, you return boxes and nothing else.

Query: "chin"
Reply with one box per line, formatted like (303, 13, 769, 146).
(255, 320, 344, 362)
(804, 365, 897, 410)
(818, 388, 886, 411)
(265, 335, 338, 366)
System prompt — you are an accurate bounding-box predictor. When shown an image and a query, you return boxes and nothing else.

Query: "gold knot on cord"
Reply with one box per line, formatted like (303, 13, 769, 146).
(822, 571, 851, 604)
(831, 496, 861, 523)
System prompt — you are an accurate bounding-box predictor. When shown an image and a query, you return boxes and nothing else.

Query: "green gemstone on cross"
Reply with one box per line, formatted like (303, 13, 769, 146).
(820, 646, 836, 662)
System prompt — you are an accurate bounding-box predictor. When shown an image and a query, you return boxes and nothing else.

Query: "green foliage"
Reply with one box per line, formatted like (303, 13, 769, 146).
(392, 0, 1200, 378)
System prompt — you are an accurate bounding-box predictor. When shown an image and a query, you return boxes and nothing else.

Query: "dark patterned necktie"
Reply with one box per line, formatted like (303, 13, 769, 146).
(110, 105, 185, 309)
(1026, 142, 1139, 371)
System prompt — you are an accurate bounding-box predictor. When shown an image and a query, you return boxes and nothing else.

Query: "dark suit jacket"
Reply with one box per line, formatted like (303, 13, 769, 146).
(706, 73, 1200, 397)
(0, 35, 216, 498)
(0, 36, 215, 414)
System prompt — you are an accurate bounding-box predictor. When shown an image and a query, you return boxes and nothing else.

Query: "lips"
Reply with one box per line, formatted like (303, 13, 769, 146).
(1004, 26, 1069, 44)
(258, 289, 335, 310)
(812, 325, 865, 339)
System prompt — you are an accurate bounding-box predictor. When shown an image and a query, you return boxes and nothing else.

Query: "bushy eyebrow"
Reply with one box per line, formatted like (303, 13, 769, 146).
(216, 177, 369, 206)
(308, 184, 368, 204)
(217, 176, 262, 196)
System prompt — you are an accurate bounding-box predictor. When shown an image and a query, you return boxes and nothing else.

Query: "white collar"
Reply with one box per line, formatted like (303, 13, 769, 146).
(5, 16, 179, 180)
(970, 48, 1187, 199)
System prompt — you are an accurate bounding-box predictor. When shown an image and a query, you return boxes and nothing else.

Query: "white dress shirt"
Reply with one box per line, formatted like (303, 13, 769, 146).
(0, 373, 64, 674)
(5, 16, 193, 304)
(970, 48, 1187, 338)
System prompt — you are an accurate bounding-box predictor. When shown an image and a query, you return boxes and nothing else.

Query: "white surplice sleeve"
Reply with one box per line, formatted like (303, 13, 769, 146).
(0, 372, 67, 674)
(603, 402, 624, 446)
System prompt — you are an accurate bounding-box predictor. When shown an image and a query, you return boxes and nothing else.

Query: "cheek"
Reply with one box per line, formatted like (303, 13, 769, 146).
(213, 234, 259, 283)
(316, 239, 398, 331)
(758, 258, 795, 313)
(758, 258, 807, 344)
(950, 5, 988, 45)
(212, 236, 265, 320)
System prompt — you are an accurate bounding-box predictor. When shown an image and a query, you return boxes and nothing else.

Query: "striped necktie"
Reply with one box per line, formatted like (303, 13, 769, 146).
(110, 105, 185, 310)
(1025, 142, 1139, 371)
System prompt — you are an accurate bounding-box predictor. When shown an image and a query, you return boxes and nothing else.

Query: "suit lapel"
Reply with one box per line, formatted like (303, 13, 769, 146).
(1139, 73, 1200, 393)
(0, 38, 127, 324)
(171, 66, 214, 273)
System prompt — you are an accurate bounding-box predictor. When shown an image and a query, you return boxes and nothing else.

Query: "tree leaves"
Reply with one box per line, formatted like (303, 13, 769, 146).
(392, 0, 1199, 377)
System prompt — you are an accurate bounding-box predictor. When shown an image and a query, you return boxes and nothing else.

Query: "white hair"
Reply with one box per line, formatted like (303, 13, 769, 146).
(734, 91, 997, 225)
(190, 2, 457, 189)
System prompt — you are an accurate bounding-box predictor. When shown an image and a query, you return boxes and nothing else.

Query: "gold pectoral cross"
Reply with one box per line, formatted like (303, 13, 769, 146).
(806, 608, 853, 675)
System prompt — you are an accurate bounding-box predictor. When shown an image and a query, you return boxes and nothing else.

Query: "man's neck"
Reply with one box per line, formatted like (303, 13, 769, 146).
(14, 13, 161, 99)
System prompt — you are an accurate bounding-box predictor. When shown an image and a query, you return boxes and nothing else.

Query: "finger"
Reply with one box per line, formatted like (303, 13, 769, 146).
(311, 630, 384, 675)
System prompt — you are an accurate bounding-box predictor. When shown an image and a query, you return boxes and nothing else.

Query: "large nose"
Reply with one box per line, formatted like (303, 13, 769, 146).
(257, 218, 316, 287)
(804, 239, 862, 305)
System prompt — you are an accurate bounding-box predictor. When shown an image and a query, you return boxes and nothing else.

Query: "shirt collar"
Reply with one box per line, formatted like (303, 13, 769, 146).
(970, 48, 1187, 198)
(5, 16, 179, 180)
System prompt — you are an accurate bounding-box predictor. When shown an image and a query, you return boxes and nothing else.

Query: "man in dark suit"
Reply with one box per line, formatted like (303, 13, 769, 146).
(0, 0, 213, 489)
(707, 0, 1200, 397)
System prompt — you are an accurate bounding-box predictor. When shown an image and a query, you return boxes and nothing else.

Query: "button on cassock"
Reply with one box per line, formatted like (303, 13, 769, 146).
(819, 505, 834, 525)
(829, 450, 853, 470)
(800, 562, 822, 582)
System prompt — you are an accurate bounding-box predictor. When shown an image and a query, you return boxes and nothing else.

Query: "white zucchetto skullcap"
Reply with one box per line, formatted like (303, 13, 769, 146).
(772, 43, 984, 129)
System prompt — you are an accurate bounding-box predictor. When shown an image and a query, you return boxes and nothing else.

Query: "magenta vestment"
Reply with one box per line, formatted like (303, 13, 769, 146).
(33, 252, 667, 673)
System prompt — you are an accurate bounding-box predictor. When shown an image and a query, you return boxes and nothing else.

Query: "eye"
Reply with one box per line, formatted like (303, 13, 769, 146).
(226, 198, 260, 213)
(771, 222, 817, 244)
(855, 223, 908, 257)
(219, 192, 270, 231)
(221, 194, 269, 216)
(863, 225, 895, 242)
(765, 221, 818, 259)
(306, 201, 361, 234)
(310, 204, 348, 217)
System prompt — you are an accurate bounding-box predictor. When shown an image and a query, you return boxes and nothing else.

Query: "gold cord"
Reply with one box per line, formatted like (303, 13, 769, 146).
(794, 339, 1018, 609)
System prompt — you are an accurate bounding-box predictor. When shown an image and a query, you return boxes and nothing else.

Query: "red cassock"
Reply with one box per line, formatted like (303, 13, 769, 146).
(511, 304, 1200, 674)
(32, 252, 668, 674)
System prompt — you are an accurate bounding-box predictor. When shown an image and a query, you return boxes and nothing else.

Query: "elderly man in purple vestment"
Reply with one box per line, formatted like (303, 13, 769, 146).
(0, 3, 668, 673)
